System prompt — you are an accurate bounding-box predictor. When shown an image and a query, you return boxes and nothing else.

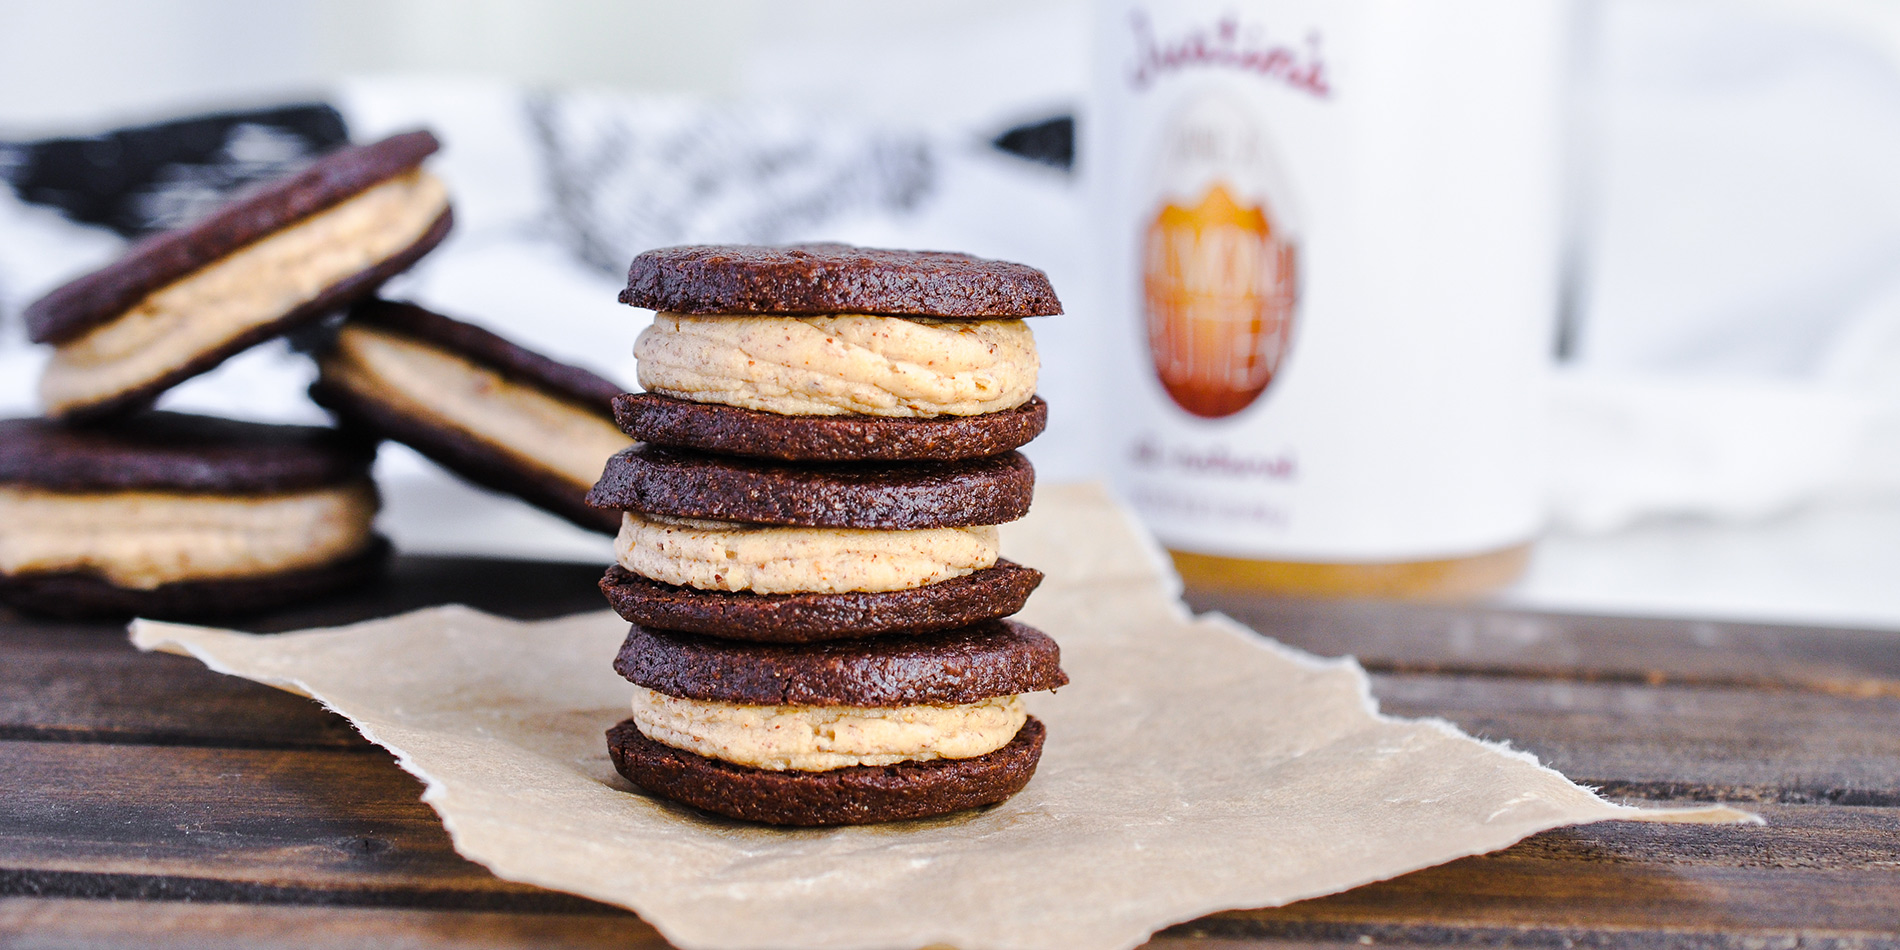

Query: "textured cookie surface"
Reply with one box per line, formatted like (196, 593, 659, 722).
(309, 379, 620, 534)
(27, 131, 442, 345)
(613, 392, 1047, 461)
(612, 618, 1066, 706)
(0, 536, 390, 621)
(598, 559, 1042, 641)
(620, 243, 1062, 317)
(350, 299, 624, 410)
(0, 413, 375, 494)
(607, 715, 1045, 826)
(587, 445, 1033, 529)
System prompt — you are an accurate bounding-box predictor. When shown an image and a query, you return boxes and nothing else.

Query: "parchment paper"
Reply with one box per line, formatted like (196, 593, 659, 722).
(131, 482, 1754, 950)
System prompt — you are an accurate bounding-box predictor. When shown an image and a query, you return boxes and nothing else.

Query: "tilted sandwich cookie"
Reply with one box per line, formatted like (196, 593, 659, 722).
(0, 413, 386, 619)
(607, 620, 1066, 826)
(26, 131, 452, 421)
(593, 243, 1067, 825)
(311, 299, 632, 533)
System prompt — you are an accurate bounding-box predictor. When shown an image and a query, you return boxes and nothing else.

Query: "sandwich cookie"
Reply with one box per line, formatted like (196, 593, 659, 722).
(607, 619, 1066, 825)
(27, 131, 452, 421)
(620, 243, 1056, 449)
(312, 299, 631, 533)
(0, 413, 385, 619)
(587, 447, 1038, 638)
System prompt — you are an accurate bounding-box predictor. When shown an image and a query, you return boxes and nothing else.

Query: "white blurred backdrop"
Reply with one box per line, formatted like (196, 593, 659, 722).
(4, 0, 1900, 628)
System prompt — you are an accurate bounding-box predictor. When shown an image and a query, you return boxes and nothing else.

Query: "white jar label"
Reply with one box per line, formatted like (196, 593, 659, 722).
(1091, 0, 1561, 561)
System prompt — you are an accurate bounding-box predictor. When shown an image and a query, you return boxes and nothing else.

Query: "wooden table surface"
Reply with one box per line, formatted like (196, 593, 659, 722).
(4, 556, 1899, 948)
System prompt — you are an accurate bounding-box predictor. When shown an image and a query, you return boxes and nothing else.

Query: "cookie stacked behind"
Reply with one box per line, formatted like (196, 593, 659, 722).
(590, 243, 1067, 826)
(2, 132, 456, 619)
(0, 413, 384, 619)
(27, 131, 451, 422)
(311, 299, 631, 533)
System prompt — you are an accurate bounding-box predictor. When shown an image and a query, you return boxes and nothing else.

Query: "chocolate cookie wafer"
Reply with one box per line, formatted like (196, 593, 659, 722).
(597, 559, 1041, 642)
(621, 243, 1063, 318)
(28, 131, 452, 421)
(312, 299, 631, 533)
(607, 620, 1065, 825)
(588, 445, 1034, 529)
(612, 392, 1047, 462)
(0, 413, 385, 619)
(589, 447, 1034, 639)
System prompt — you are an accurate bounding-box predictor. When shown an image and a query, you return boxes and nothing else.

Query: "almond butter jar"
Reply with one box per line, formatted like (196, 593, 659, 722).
(1087, 0, 1564, 598)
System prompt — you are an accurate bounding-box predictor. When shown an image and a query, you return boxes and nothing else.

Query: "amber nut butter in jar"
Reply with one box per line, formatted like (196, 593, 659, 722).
(1087, 0, 1564, 597)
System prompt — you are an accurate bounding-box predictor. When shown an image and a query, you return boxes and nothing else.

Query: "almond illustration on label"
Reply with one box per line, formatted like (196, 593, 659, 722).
(1144, 181, 1297, 418)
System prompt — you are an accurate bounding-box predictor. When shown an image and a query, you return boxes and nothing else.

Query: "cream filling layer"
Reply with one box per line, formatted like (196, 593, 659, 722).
(0, 480, 378, 589)
(319, 324, 633, 489)
(634, 312, 1038, 417)
(632, 687, 1026, 771)
(41, 169, 451, 416)
(614, 511, 998, 594)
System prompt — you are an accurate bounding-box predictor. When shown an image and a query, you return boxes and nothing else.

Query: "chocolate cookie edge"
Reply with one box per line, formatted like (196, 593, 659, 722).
(0, 535, 392, 621)
(619, 243, 1062, 318)
(310, 375, 620, 535)
(597, 559, 1044, 642)
(612, 618, 1069, 706)
(612, 393, 1047, 461)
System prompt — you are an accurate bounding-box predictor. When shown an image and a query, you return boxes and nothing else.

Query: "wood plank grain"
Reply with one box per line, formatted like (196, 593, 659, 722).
(1372, 672, 1900, 804)
(0, 740, 598, 911)
(0, 898, 660, 950)
(1166, 807, 1900, 941)
(1189, 591, 1900, 695)
(3, 738, 1899, 937)
(0, 635, 366, 748)
(0, 555, 610, 748)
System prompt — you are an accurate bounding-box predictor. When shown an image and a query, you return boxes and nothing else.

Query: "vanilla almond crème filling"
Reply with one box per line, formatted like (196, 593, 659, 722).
(0, 480, 378, 589)
(615, 510, 999, 594)
(631, 686, 1026, 771)
(634, 312, 1038, 417)
(40, 169, 451, 416)
(319, 324, 633, 489)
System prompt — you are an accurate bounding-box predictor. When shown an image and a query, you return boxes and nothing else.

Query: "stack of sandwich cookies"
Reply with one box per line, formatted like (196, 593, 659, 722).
(312, 299, 631, 533)
(593, 243, 1065, 825)
(0, 413, 384, 619)
(606, 620, 1064, 826)
(27, 131, 452, 421)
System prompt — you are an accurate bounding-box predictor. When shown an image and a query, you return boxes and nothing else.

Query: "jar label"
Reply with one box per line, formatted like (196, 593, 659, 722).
(1144, 182, 1298, 418)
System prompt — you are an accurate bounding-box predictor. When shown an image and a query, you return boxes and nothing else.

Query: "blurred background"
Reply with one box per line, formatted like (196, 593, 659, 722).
(4, 0, 1900, 628)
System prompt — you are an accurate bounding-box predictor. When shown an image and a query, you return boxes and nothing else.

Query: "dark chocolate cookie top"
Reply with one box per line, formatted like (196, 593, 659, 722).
(347, 299, 626, 411)
(587, 444, 1034, 529)
(0, 413, 376, 493)
(614, 618, 1067, 706)
(620, 244, 1063, 318)
(612, 392, 1047, 462)
(26, 130, 441, 345)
